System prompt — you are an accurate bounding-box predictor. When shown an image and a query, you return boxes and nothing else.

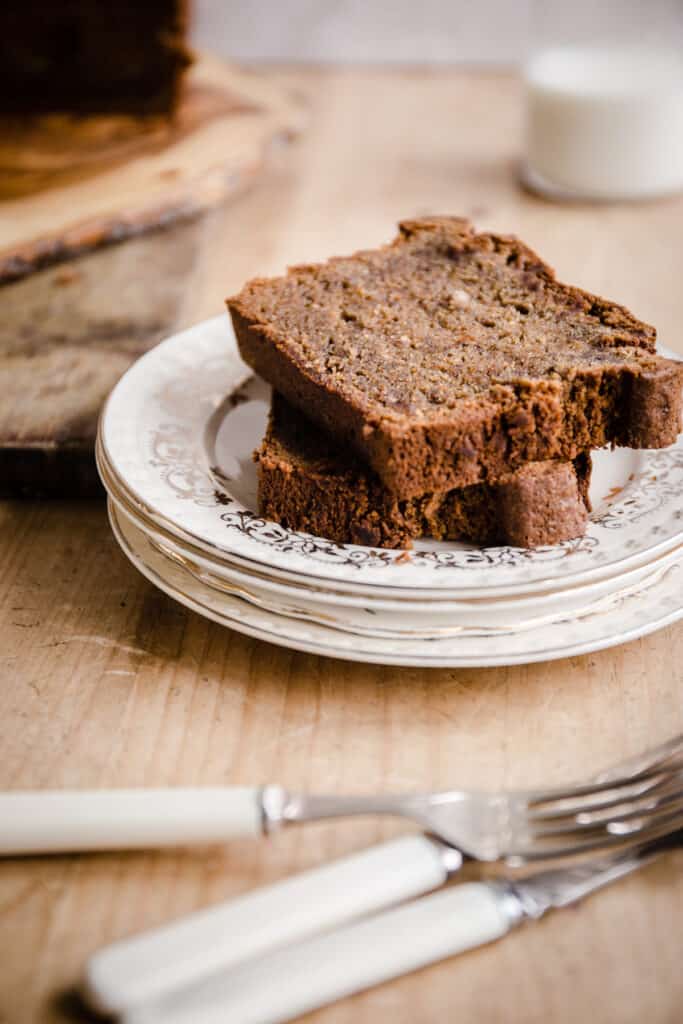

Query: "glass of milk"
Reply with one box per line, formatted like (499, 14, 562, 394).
(523, 1, 683, 200)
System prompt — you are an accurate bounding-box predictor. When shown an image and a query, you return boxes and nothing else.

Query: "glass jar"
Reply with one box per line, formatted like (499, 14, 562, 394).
(523, 0, 683, 200)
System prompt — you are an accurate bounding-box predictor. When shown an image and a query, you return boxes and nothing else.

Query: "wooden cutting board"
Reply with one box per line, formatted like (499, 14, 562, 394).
(0, 222, 204, 497)
(0, 55, 304, 497)
(0, 53, 304, 282)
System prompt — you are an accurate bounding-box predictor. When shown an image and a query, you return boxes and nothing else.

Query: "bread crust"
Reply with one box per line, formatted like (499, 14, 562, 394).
(230, 218, 682, 498)
(256, 393, 591, 550)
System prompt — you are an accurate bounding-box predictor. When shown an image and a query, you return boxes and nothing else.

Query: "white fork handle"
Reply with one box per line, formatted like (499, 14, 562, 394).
(0, 788, 262, 855)
(126, 881, 511, 1024)
(83, 835, 450, 1016)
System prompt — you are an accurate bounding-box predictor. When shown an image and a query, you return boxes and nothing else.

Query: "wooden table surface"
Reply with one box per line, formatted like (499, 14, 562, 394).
(2, 67, 683, 1024)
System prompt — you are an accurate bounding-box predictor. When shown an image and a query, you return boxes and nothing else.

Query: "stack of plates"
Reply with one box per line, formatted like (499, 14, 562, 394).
(97, 316, 683, 667)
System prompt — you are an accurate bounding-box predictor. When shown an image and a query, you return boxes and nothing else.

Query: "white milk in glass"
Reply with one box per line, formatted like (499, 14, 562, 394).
(524, 46, 683, 200)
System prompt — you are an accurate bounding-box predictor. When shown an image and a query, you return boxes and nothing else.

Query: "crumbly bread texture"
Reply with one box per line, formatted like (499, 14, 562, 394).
(230, 217, 683, 498)
(256, 393, 592, 550)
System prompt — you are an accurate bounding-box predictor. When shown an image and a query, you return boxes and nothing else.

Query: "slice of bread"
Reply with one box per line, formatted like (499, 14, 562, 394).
(256, 392, 591, 550)
(230, 217, 682, 498)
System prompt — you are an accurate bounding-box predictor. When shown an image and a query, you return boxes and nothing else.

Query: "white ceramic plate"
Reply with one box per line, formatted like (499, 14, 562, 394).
(99, 315, 683, 599)
(109, 489, 683, 638)
(109, 501, 683, 668)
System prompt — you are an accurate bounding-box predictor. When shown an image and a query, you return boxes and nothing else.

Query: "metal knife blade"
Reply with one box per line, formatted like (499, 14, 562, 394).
(500, 827, 683, 924)
(123, 831, 683, 1024)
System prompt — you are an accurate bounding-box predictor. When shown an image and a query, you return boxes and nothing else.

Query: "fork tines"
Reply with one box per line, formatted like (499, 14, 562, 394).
(513, 759, 683, 862)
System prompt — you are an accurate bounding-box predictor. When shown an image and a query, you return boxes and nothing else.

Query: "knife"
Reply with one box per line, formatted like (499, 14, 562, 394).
(83, 834, 462, 1016)
(80, 733, 683, 1016)
(123, 831, 681, 1024)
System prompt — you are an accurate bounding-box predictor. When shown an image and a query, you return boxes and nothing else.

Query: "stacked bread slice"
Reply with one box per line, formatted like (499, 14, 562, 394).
(227, 218, 683, 549)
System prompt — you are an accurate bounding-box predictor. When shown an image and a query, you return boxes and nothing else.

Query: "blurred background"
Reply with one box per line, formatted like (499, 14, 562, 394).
(192, 0, 681, 64)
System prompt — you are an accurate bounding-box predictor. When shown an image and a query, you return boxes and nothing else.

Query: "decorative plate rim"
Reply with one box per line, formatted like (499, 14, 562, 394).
(104, 460, 683, 615)
(99, 314, 683, 595)
(110, 500, 683, 668)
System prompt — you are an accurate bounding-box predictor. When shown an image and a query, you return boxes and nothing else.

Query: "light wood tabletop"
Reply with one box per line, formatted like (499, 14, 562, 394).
(2, 67, 683, 1024)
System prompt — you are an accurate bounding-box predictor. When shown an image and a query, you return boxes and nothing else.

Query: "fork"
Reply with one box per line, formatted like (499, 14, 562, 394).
(82, 734, 683, 1017)
(266, 753, 683, 864)
(3, 732, 682, 859)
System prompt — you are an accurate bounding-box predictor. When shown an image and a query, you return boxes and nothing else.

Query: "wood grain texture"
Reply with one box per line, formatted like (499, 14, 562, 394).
(1, 68, 683, 1024)
(0, 54, 304, 283)
(0, 57, 304, 497)
(0, 221, 204, 498)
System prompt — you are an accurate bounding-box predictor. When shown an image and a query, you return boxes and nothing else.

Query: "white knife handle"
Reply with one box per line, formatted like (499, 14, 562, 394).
(0, 788, 262, 855)
(126, 882, 512, 1024)
(84, 835, 451, 1016)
